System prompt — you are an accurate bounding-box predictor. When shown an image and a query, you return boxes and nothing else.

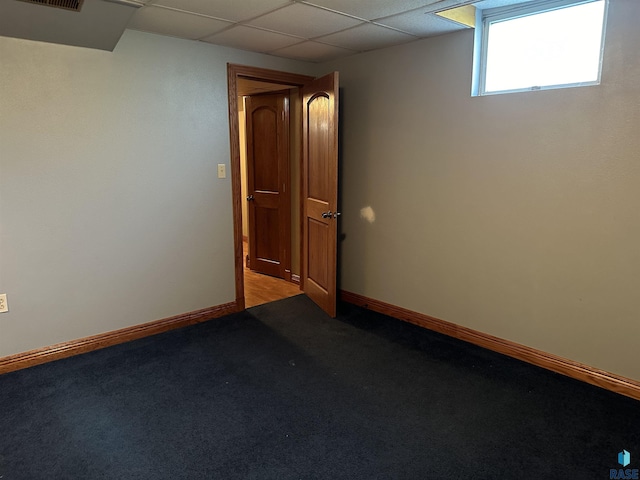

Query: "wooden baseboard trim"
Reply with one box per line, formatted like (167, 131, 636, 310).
(0, 301, 239, 375)
(340, 290, 640, 402)
(291, 274, 300, 285)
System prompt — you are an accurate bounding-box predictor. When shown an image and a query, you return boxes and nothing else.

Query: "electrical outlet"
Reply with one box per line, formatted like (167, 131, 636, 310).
(0, 294, 8, 313)
(217, 163, 226, 179)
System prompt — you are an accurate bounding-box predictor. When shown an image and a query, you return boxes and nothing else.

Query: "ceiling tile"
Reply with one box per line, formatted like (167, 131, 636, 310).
(376, 11, 468, 37)
(248, 3, 363, 39)
(271, 41, 356, 63)
(317, 23, 416, 52)
(150, 0, 294, 22)
(301, 0, 443, 20)
(202, 25, 303, 52)
(128, 6, 232, 39)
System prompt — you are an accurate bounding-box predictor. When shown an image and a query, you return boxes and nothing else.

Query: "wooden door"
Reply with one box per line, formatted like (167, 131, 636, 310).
(302, 72, 339, 317)
(245, 92, 291, 280)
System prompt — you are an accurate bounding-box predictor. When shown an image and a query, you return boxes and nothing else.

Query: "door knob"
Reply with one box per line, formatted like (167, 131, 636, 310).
(246, 195, 254, 201)
(321, 211, 332, 218)
(332, 212, 341, 219)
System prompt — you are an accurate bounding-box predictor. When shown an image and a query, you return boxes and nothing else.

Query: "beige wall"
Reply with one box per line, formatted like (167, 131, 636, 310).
(0, 30, 314, 357)
(328, 0, 640, 381)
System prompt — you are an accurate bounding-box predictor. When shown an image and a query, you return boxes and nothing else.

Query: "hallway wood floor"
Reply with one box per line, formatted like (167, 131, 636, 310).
(243, 241, 301, 308)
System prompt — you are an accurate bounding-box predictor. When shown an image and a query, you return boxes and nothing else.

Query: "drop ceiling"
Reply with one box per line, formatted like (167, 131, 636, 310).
(128, 0, 477, 62)
(0, 0, 529, 61)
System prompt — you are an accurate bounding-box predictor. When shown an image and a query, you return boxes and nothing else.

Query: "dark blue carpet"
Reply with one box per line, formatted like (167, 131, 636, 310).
(1, 294, 638, 479)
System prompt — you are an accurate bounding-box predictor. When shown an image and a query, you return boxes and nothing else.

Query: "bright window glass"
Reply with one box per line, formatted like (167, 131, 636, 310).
(479, 0, 607, 95)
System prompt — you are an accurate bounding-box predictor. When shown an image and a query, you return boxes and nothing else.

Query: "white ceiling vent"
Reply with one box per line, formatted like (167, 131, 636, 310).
(15, 0, 84, 13)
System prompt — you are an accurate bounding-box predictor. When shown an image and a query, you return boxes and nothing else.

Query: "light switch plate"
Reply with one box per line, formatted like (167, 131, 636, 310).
(217, 164, 226, 179)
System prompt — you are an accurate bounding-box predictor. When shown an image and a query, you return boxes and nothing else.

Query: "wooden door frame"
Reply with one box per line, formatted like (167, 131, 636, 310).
(227, 64, 314, 311)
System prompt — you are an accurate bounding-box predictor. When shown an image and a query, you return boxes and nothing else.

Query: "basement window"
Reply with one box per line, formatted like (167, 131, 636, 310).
(472, 0, 608, 96)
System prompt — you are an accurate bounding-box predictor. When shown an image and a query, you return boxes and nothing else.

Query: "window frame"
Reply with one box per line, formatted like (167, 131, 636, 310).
(471, 0, 609, 96)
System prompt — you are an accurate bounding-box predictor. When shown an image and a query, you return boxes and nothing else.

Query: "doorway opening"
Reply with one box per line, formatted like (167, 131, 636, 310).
(227, 64, 314, 310)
